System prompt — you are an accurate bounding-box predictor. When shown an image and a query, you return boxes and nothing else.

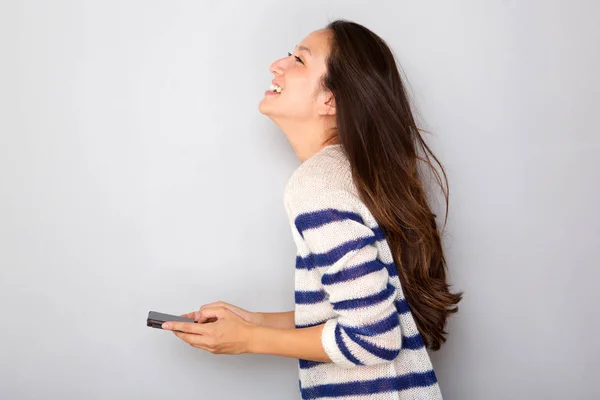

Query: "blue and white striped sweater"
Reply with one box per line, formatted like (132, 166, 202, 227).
(284, 144, 442, 400)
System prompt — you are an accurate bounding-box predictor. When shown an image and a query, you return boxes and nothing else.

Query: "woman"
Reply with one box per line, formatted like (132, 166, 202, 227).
(162, 19, 462, 399)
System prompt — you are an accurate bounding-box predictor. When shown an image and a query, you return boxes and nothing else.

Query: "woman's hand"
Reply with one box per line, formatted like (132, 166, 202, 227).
(163, 306, 256, 355)
(164, 305, 331, 363)
(182, 301, 262, 325)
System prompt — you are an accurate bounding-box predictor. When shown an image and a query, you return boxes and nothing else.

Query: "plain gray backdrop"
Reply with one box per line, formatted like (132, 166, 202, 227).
(1, 1, 599, 399)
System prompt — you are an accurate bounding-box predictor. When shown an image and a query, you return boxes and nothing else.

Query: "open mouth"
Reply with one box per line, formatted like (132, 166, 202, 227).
(268, 84, 283, 93)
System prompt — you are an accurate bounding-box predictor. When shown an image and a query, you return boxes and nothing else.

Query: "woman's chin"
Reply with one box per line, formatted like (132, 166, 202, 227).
(258, 100, 278, 117)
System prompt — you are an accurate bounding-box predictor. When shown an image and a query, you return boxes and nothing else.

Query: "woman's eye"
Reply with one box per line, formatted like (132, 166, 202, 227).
(287, 52, 304, 65)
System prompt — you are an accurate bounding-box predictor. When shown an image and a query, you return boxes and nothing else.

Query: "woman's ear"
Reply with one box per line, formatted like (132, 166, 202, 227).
(317, 92, 336, 116)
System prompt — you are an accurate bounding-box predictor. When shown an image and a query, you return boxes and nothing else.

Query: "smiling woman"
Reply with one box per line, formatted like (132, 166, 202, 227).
(162, 19, 461, 400)
(257, 35, 335, 156)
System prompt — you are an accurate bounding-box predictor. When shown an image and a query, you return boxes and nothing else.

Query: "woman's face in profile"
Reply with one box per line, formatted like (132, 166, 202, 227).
(258, 29, 331, 123)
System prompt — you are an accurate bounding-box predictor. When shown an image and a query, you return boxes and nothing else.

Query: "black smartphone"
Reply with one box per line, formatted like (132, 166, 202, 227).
(146, 311, 197, 329)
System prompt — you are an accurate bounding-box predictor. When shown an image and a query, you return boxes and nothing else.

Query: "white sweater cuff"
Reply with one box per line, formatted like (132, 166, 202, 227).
(321, 319, 357, 368)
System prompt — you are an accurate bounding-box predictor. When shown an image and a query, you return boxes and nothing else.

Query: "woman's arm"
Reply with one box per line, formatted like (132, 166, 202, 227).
(250, 324, 331, 362)
(184, 302, 295, 330)
(163, 308, 330, 363)
(286, 191, 403, 368)
(255, 311, 296, 329)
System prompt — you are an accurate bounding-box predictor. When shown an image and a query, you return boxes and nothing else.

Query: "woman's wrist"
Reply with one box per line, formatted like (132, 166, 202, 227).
(253, 311, 295, 329)
(247, 325, 283, 355)
(250, 311, 265, 326)
(245, 323, 330, 363)
(247, 324, 264, 354)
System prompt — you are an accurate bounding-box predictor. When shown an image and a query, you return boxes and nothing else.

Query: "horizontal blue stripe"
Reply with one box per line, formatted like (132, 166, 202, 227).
(341, 312, 400, 336)
(333, 282, 396, 310)
(295, 290, 327, 304)
(373, 226, 386, 241)
(296, 255, 308, 270)
(296, 235, 377, 270)
(335, 324, 363, 365)
(300, 370, 438, 399)
(384, 261, 398, 277)
(345, 330, 400, 361)
(369, 228, 399, 278)
(295, 303, 411, 326)
(299, 359, 327, 369)
(396, 298, 410, 314)
(341, 328, 424, 354)
(321, 259, 385, 285)
(295, 303, 407, 327)
(402, 333, 425, 350)
(295, 209, 364, 237)
(299, 339, 424, 370)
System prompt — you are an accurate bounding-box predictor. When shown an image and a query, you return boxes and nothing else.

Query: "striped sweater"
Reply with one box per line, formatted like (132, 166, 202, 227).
(283, 144, 443, 400)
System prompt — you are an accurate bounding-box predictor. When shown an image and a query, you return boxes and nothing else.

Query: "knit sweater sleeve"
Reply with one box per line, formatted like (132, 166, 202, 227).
(287, 188, 402, 368)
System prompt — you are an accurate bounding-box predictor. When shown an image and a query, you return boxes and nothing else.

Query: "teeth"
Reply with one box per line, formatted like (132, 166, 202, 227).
(269, 84, 283, 93)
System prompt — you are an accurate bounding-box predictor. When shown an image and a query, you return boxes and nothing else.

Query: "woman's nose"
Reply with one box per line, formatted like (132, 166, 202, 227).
(269, 55, 290, 75)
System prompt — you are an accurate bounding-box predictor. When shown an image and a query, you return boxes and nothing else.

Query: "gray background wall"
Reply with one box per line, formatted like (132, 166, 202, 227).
(1, 1, 598, 399)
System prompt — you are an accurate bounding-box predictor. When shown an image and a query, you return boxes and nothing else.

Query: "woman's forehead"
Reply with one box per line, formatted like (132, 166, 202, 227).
(297, 29, 331, 59)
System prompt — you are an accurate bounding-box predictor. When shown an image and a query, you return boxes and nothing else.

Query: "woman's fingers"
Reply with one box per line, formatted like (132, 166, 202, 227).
(172, 331, 213, 350)
(200, 301, 231, 311)
(204, 302, 252, 322)
(179, 302, 248, 323)
(195, 312, 211, 323)
(193, 302, 226, 322)
(167, 308, 251, 355)
(197, 306, 230, 323)
(162, 320, 211, 334)
(178, 310, 217, 323)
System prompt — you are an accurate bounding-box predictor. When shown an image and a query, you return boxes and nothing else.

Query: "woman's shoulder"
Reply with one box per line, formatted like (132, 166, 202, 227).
(286, 145, 353, 192)
(284, 144, 364, 215)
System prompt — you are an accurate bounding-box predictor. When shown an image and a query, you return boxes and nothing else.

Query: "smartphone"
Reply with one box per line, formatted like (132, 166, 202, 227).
(146, 311, 196, 329)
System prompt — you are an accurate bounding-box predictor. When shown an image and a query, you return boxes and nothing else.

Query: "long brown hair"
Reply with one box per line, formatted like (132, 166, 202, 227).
(323, 20, 462, 350)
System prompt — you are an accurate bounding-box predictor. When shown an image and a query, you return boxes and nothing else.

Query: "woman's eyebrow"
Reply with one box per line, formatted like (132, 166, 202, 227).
(295, 45, 312, 56)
